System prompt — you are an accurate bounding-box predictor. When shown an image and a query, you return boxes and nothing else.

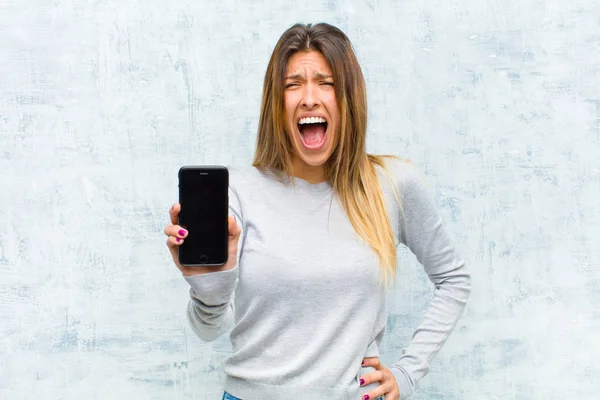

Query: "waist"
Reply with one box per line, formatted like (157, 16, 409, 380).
(224, 375, 379, 400)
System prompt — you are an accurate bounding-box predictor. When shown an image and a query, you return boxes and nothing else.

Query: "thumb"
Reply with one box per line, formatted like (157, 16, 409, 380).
(228, 215, 241, 241)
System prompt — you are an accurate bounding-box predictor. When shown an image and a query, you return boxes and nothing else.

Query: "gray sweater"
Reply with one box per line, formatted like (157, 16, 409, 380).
(184, 158, 471, 400)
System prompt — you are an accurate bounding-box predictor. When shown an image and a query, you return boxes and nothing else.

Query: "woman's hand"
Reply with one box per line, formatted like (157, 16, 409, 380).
(359, 357, 400, 400)
(164, 203, 242, 276)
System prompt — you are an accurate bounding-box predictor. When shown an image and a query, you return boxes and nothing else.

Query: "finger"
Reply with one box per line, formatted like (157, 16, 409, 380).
(359, 370, 384, 387)
(362, 357, 382, 369)
(363, 380, 400, 400)
(166, 235, 184, 248)
(164, 224, 188, 239)
(360, 369, 401, 400)
(361, 388, 386, 400)
(166, 238, 185, 272)
(169, 203, 180, 225)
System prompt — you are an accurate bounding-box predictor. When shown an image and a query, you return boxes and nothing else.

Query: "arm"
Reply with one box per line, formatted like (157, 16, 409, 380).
(184, 186, 245, 342)
(390, 161, 471, 399)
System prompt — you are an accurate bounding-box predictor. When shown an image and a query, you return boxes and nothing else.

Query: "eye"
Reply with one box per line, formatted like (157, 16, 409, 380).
(322, 82, 335, 86)
(285, 83, 299, 88)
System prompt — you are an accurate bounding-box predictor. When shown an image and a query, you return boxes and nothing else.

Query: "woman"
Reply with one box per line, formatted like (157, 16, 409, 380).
(164, 23, 471, 400)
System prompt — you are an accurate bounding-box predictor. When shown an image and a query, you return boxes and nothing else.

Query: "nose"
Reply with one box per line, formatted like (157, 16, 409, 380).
(301, 84, 319, 109)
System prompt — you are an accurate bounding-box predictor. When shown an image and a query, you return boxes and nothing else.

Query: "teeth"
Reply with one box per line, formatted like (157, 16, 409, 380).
(299, 117, 326, 125)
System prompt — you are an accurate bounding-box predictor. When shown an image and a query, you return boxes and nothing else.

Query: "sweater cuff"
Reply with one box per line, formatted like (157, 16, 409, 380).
(390, 366, 415, 400)
(184, 267, 238, 306)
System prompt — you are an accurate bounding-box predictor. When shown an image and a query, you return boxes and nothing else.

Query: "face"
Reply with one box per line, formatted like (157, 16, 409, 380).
(283, 50, 340, 181)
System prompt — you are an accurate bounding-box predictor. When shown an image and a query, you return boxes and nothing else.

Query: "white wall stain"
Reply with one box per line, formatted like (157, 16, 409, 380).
(1, 0, 599, 399)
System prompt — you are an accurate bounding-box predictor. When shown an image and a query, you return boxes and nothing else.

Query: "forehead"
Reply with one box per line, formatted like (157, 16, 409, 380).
(286, 50, 332, 74)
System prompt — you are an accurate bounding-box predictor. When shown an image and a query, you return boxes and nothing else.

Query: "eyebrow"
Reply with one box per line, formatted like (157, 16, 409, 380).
(285, 72, 333, 80)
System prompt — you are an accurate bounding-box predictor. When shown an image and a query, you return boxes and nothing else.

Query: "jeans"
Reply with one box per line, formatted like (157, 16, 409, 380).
(223, 391, 385, 399)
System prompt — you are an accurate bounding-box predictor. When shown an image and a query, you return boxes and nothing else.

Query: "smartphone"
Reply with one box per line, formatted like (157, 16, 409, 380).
(178, 165, 229, 267)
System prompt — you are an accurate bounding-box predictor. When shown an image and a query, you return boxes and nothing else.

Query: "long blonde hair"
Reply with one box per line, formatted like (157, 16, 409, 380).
(253, 23, 400, 285)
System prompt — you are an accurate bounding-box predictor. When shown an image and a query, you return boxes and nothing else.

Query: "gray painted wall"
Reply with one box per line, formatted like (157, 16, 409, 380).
(1, 0, 599, 399)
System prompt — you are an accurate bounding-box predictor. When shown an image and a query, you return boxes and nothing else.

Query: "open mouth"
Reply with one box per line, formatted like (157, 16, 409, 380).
(297, 116, 328, 150)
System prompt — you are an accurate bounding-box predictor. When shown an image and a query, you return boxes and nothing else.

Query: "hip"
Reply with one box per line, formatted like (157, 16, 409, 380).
(223, 391, 385, 400)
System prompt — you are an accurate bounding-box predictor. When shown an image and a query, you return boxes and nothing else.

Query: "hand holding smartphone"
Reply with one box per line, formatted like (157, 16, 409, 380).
(178, 165, 229, 266)
(164, 165, 241, 276)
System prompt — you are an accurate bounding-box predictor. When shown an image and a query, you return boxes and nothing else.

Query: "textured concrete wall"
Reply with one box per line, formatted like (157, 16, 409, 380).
(1, 0, 599, 399)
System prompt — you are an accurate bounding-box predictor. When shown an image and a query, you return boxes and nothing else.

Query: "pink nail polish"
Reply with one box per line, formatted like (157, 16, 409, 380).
(360, 378, 365, 386)
(176, 237, 181, 242)
(361, 360, 365, 366)
(178, 229, 186, 236)
(363, 395, 370, 400)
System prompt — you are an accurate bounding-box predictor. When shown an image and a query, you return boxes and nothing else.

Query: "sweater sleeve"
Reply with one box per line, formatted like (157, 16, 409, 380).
(389, 160, 471, 399)
(183, 185, 245, 342)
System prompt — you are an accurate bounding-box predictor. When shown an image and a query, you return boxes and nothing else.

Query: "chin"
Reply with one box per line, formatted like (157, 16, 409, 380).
(298, 154, 331, 167)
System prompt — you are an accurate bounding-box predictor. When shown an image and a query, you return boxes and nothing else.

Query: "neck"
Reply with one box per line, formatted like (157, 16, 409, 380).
(290, 158, 327, 184)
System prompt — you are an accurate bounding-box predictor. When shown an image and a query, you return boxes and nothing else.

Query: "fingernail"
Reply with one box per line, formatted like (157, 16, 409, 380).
(361, 360, 365, 366)
(363, 395, 370, 400)
(360, 379, 365, 386)
(176, 237, 181, 242)
(178, 229, 186, 236)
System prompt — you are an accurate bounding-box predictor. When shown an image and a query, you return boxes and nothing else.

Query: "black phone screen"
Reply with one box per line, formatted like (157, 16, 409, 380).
(178, 166, 229, 266)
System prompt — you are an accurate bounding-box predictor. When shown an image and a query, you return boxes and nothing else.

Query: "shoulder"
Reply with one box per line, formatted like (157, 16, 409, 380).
(226, 164, 280, 194)
(227, 164, 262, 180)
(377, 156, 445, 236)
(374, 156, 430, 198)
(227, 165, 254, 184)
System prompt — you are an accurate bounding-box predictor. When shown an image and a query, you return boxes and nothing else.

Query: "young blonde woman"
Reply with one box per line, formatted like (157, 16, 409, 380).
(164, 23, 471, 400)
